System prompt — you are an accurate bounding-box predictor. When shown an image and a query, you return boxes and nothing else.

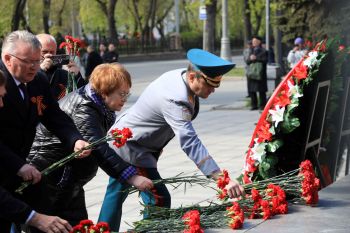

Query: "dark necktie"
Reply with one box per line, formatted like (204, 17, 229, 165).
(18, 83, 29, 108)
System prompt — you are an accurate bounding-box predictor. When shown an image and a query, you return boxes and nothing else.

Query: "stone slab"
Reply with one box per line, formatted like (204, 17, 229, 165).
(205, 175, 350, 233)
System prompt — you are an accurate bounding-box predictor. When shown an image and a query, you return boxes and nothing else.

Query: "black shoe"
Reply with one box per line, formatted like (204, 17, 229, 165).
(250, 107, 258, 111)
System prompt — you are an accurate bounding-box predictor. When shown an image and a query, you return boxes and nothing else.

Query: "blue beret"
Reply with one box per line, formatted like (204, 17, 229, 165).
(187, 48, 235, 78)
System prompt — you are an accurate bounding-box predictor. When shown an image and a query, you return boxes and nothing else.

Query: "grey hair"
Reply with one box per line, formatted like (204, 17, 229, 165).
(1, 30, 42, 58)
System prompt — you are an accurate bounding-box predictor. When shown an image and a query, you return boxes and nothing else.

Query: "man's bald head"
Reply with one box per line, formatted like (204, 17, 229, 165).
(36, 33, 57, 56)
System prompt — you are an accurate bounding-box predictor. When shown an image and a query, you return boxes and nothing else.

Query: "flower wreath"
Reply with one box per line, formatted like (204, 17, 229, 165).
(239, 39, 350, 184)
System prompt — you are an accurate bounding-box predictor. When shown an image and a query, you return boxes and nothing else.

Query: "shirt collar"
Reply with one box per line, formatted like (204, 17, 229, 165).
(12, 76, 22, 86)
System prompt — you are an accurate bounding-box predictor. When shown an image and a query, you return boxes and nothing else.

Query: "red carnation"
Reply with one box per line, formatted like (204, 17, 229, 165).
(110, 127, 133, 148)
(182, 210, 203, 233)
(121, 127, 133, 139)
(300, 160, 313, 173)
(273, 91, 291, 108)
(229, 216, 243, 229)
(292, 62, 308, 80)
(95, 222, 110, 232)
(70, 224, 83, 233)
(256, 119, 272, 142)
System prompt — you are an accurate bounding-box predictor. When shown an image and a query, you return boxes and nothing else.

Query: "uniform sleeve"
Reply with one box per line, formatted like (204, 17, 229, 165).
(72, 102, 130, 178)
(162, 99, 220, 176)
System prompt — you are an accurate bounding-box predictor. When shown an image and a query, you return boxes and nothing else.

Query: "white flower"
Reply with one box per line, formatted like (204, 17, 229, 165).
(251, 138, 267, 163)
(269, 105, 285, 127)
(303, 51, 319, 68)
(287, 80, 303, 99)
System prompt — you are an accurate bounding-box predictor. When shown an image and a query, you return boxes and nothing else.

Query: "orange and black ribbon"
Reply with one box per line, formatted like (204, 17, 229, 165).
(31, 96, 47, 116)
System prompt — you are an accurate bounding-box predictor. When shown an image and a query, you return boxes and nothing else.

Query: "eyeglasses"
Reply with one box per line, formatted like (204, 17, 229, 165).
(118, 92, 131, 100)
(9, 54, 42, 67)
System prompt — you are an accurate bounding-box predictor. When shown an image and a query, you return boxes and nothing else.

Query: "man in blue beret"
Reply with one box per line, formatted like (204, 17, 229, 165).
(98, 49, 245, 231)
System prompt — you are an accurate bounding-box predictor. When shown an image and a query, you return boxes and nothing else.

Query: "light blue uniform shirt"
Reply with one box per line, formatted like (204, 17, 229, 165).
(108, 69, 220, 176)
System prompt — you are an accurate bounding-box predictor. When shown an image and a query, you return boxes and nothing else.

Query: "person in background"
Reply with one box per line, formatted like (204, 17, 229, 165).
(103, 43, 119, 63)
(98, 49, 245, 231)
(287, 37, 308, 69)
(243, 40, 253, 98)
(262, 40, 275, 65)
(0, 30, 91, 232)
(84, 45, 103, 79)
(0, 62, 72, 233)
(27, 63, 153, 226)
(246, 36, 268, 110)
(99, 43, 107, 59)
(37, 33, 86, 100)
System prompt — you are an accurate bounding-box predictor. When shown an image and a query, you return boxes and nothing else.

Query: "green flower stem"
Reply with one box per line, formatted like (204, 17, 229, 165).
(130, 169, 309, 232)
(15, 134, 116, 194)
(133, 210, 230, 232)
(127, 174, 212, 195)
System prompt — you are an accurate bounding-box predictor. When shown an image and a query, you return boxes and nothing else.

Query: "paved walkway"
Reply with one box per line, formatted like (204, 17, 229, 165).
(84, 77, 263, 232)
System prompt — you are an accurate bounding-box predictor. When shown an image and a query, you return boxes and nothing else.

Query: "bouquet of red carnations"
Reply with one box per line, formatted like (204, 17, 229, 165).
(70, 220, 110, 233)
(59, 35, 86, 94)
(16, 128, 133, 194)
(132, 160, 319, 232)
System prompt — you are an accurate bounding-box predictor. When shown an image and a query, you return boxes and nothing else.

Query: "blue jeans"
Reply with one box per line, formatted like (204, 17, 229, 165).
(98, 168, 171, 231)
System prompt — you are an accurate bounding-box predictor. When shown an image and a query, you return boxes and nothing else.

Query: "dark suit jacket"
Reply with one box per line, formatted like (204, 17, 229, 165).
(85, 51, 103, 78)
(102, 51, 119, 63)
(0, 60, 83, 189)
(0, 186, 32, 223)
(42, 66, 86, 101)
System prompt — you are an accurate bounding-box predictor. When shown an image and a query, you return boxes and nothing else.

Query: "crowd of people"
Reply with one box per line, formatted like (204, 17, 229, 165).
(0, 30, 245, 233)
(243, 35, 307, 111)
(0, 28, 309, 232)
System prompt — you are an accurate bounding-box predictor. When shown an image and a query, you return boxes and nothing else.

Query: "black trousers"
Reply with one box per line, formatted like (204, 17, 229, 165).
(250, 91, 266, 109)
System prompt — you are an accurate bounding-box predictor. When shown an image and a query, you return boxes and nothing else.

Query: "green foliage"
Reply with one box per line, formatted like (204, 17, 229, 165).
(226, 67, 245, 77)
(248, 0, 266, 36)
(281, 113, 300, 134)
(276, 0, 350, 44)
(266, 139, 284, 153)
(79, 0, 107, 33)
(258, 154, 278, 179)
(181, 30, 202, 40)
(227, 0, 244, 40)
(0, 0, 13, 35)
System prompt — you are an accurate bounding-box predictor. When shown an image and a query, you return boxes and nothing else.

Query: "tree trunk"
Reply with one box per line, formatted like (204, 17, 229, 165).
(243, 0, 252, 42)
(156, 1, 174, 46)
(205, 0, 217, 53)
(12, 0, 26, 31)
(43, 0, 51, 33)
(148, 0, 156, 45)
(107, 0, 118, 44)
(253, 8, 264, 36)
(57, 0, 67, 27)
(130, 0, 144, 49)
(96, 0, 118, 44)
(182, 0, 191, 31)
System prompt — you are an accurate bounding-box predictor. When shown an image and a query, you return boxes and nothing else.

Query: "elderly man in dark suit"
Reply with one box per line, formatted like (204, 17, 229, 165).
(0, 30, 91, 232)
(0, 70, 73, 232)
